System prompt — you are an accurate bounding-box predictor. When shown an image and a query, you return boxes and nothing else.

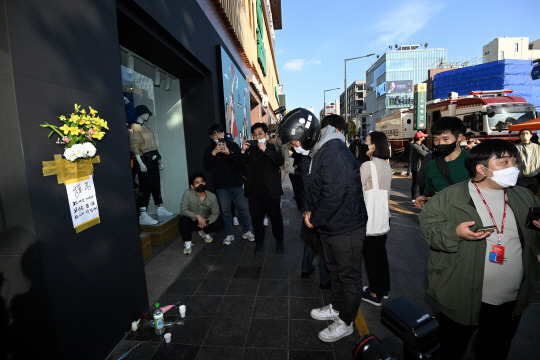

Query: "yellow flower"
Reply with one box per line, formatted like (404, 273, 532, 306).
(74, 104, 81, 112)
(80, 108, 86, 115)
(69, 114, 79, 123)
(60, 124, 71, 135)
(70, 127, 80, 136)
(93, 131, 105, 140)
(89, 106, 98, 116)
(79, 116, 90, 125)
(59, 115, 67, 121)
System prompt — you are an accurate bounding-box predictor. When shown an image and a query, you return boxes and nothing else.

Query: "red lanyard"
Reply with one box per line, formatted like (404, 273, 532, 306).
(472, 182, 507, 245)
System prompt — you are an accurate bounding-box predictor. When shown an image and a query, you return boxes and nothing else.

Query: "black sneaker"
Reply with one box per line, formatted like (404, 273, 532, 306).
(361, 290, 382, 306)
(363, 286, 389, 299)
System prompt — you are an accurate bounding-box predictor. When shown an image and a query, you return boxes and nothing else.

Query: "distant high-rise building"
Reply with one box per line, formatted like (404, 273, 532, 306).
(483, 37, 540, 63)
(339, 80, 366, 134)
(364, 45, 447, 134)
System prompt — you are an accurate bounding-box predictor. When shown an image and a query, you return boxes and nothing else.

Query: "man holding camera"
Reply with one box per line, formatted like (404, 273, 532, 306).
(236, 123, 285, 254)
(419, 139, 540, 360)
(203, 124, 254, 246)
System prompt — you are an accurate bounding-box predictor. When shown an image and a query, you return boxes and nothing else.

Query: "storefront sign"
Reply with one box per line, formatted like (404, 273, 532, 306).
(65, 176, 100, 233)
(414, 83, 427, 130)
(256, 0, 267, 75)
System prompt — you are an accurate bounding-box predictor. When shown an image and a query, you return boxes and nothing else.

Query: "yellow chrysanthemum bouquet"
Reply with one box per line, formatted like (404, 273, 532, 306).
(41, 104, 109, 162)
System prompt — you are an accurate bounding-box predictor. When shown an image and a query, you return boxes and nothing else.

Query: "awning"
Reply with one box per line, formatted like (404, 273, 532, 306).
(508, 117, 540, 132)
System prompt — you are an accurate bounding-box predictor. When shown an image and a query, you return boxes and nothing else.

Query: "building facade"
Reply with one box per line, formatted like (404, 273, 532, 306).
(364, 45, 447, 133)
(0, 0, 281, 359)
(339, 80, 366, 135)
(483, 37, 540, 63)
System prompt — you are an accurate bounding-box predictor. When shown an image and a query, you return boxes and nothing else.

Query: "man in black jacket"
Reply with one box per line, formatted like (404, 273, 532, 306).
(279, 110, 368, 343)
(235, 123, 285, 254)
(203, 124, 254, 245)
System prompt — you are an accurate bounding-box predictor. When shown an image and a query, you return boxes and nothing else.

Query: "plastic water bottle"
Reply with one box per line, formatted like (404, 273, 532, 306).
(153, 303, 165, 335)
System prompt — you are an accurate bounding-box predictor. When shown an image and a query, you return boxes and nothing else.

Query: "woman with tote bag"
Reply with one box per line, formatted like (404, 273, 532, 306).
(360, 131, 392, 306)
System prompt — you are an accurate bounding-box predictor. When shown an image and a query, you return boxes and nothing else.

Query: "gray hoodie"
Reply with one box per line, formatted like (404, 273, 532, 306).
(309, 125, 345, 174)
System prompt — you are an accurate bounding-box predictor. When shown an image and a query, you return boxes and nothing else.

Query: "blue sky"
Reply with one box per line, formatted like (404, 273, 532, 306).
(274, 0, 540, 114)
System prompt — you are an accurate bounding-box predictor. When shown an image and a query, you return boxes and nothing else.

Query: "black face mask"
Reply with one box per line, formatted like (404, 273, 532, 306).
(434, 141, 458, 158)
(194, 184, 206, 193)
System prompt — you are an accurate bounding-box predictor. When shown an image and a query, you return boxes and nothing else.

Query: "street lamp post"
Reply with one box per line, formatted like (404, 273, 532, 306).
(344, 53, 375, 127)
(323, 87, 340, 116)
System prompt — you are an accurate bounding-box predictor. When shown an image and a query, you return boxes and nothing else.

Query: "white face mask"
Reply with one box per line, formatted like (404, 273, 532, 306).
(213, 139, 219, 144)
(483, 166, 520, 188)
(294, 146, 310, 156)
(258, 138, 267, 144)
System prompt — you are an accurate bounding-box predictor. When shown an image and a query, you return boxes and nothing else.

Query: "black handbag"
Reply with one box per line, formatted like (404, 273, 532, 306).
(142, 150, 161, 164)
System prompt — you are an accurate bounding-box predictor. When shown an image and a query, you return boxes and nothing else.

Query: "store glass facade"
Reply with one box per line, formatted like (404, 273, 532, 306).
(120, 48, 189, 215)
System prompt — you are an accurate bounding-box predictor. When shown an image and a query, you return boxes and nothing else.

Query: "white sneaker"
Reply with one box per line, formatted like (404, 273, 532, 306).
(242, 231, 255, 242)
(223, 235, 234, 245)
(233, 217, 239, 226)
(199, 231, 213, 243)
(184, 241, 192, 255)
(318, 317, 353, 342)
(139, 212, 158, 225)
(310, 304, 340, 321)
(157, 205, 173, 217)
(263, 217, 269, 227)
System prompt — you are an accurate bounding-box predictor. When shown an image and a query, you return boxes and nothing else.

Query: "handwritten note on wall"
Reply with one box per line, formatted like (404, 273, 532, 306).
(65, 176, 100, 232)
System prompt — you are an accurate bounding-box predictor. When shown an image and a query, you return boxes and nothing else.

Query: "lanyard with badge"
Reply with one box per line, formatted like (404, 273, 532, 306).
(472, 182, 507, 265)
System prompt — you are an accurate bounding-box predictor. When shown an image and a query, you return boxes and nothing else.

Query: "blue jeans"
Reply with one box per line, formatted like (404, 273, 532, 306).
(302, 243, 330, 285)
(216, 187, 251, 235)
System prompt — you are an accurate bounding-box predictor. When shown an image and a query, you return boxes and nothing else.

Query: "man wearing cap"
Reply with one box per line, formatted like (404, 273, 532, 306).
(410, 131, 429, 205)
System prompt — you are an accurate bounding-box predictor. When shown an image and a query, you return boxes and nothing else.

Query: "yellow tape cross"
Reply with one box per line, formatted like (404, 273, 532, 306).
(43, 154, 100, 184)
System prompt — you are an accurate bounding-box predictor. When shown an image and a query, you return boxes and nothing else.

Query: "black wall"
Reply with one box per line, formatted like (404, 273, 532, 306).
(0, 1, 147, 358)
(0, 0, 246, 358)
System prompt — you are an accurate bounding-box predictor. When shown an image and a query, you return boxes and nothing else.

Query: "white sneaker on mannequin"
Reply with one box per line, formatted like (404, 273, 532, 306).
(139, 211, 158, 225)
(156, 205, 173, 218)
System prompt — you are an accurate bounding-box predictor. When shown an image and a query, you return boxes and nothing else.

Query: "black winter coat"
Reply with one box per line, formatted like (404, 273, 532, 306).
(203, 139, 244, 189)
(234, 142, 284, 199)
(303, 139, 367, 235)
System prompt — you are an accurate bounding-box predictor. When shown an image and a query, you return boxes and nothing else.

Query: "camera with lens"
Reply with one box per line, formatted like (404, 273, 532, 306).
(353, 297, 440, 360)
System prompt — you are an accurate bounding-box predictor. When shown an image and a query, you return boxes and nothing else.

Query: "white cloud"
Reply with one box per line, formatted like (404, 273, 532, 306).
(284, 59, 305, 71)
(371, 0, 445, 49)
(283, 58, 322, 71)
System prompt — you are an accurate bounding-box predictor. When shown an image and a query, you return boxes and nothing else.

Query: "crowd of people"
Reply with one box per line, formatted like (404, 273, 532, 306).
(175, 110, 539, 359)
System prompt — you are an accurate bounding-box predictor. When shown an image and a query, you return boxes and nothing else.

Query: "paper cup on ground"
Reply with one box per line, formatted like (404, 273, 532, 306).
(179, 305, 186, 318)
(131, 321, 138, 331)
(164, 333, 171, 343)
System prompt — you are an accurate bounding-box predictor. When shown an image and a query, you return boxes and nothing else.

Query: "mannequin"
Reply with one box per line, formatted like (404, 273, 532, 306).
(129, 105, 173, 225)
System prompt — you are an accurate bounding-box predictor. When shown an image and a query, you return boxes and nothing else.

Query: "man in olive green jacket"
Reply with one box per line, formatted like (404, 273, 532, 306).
(419, 139, 540, 360)
(179, 172, 223, 254)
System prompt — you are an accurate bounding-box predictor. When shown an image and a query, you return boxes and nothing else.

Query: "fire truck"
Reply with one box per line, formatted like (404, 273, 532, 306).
(376, 89, 538, 149)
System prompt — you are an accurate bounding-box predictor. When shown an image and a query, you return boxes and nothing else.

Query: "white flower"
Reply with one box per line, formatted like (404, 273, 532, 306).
(63, 147, 77, 161)
(63, 142, 97, 162)
(82, 142, 96, 157)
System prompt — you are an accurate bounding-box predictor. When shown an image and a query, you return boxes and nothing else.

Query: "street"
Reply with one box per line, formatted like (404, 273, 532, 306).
(107, 174, 540, 360)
